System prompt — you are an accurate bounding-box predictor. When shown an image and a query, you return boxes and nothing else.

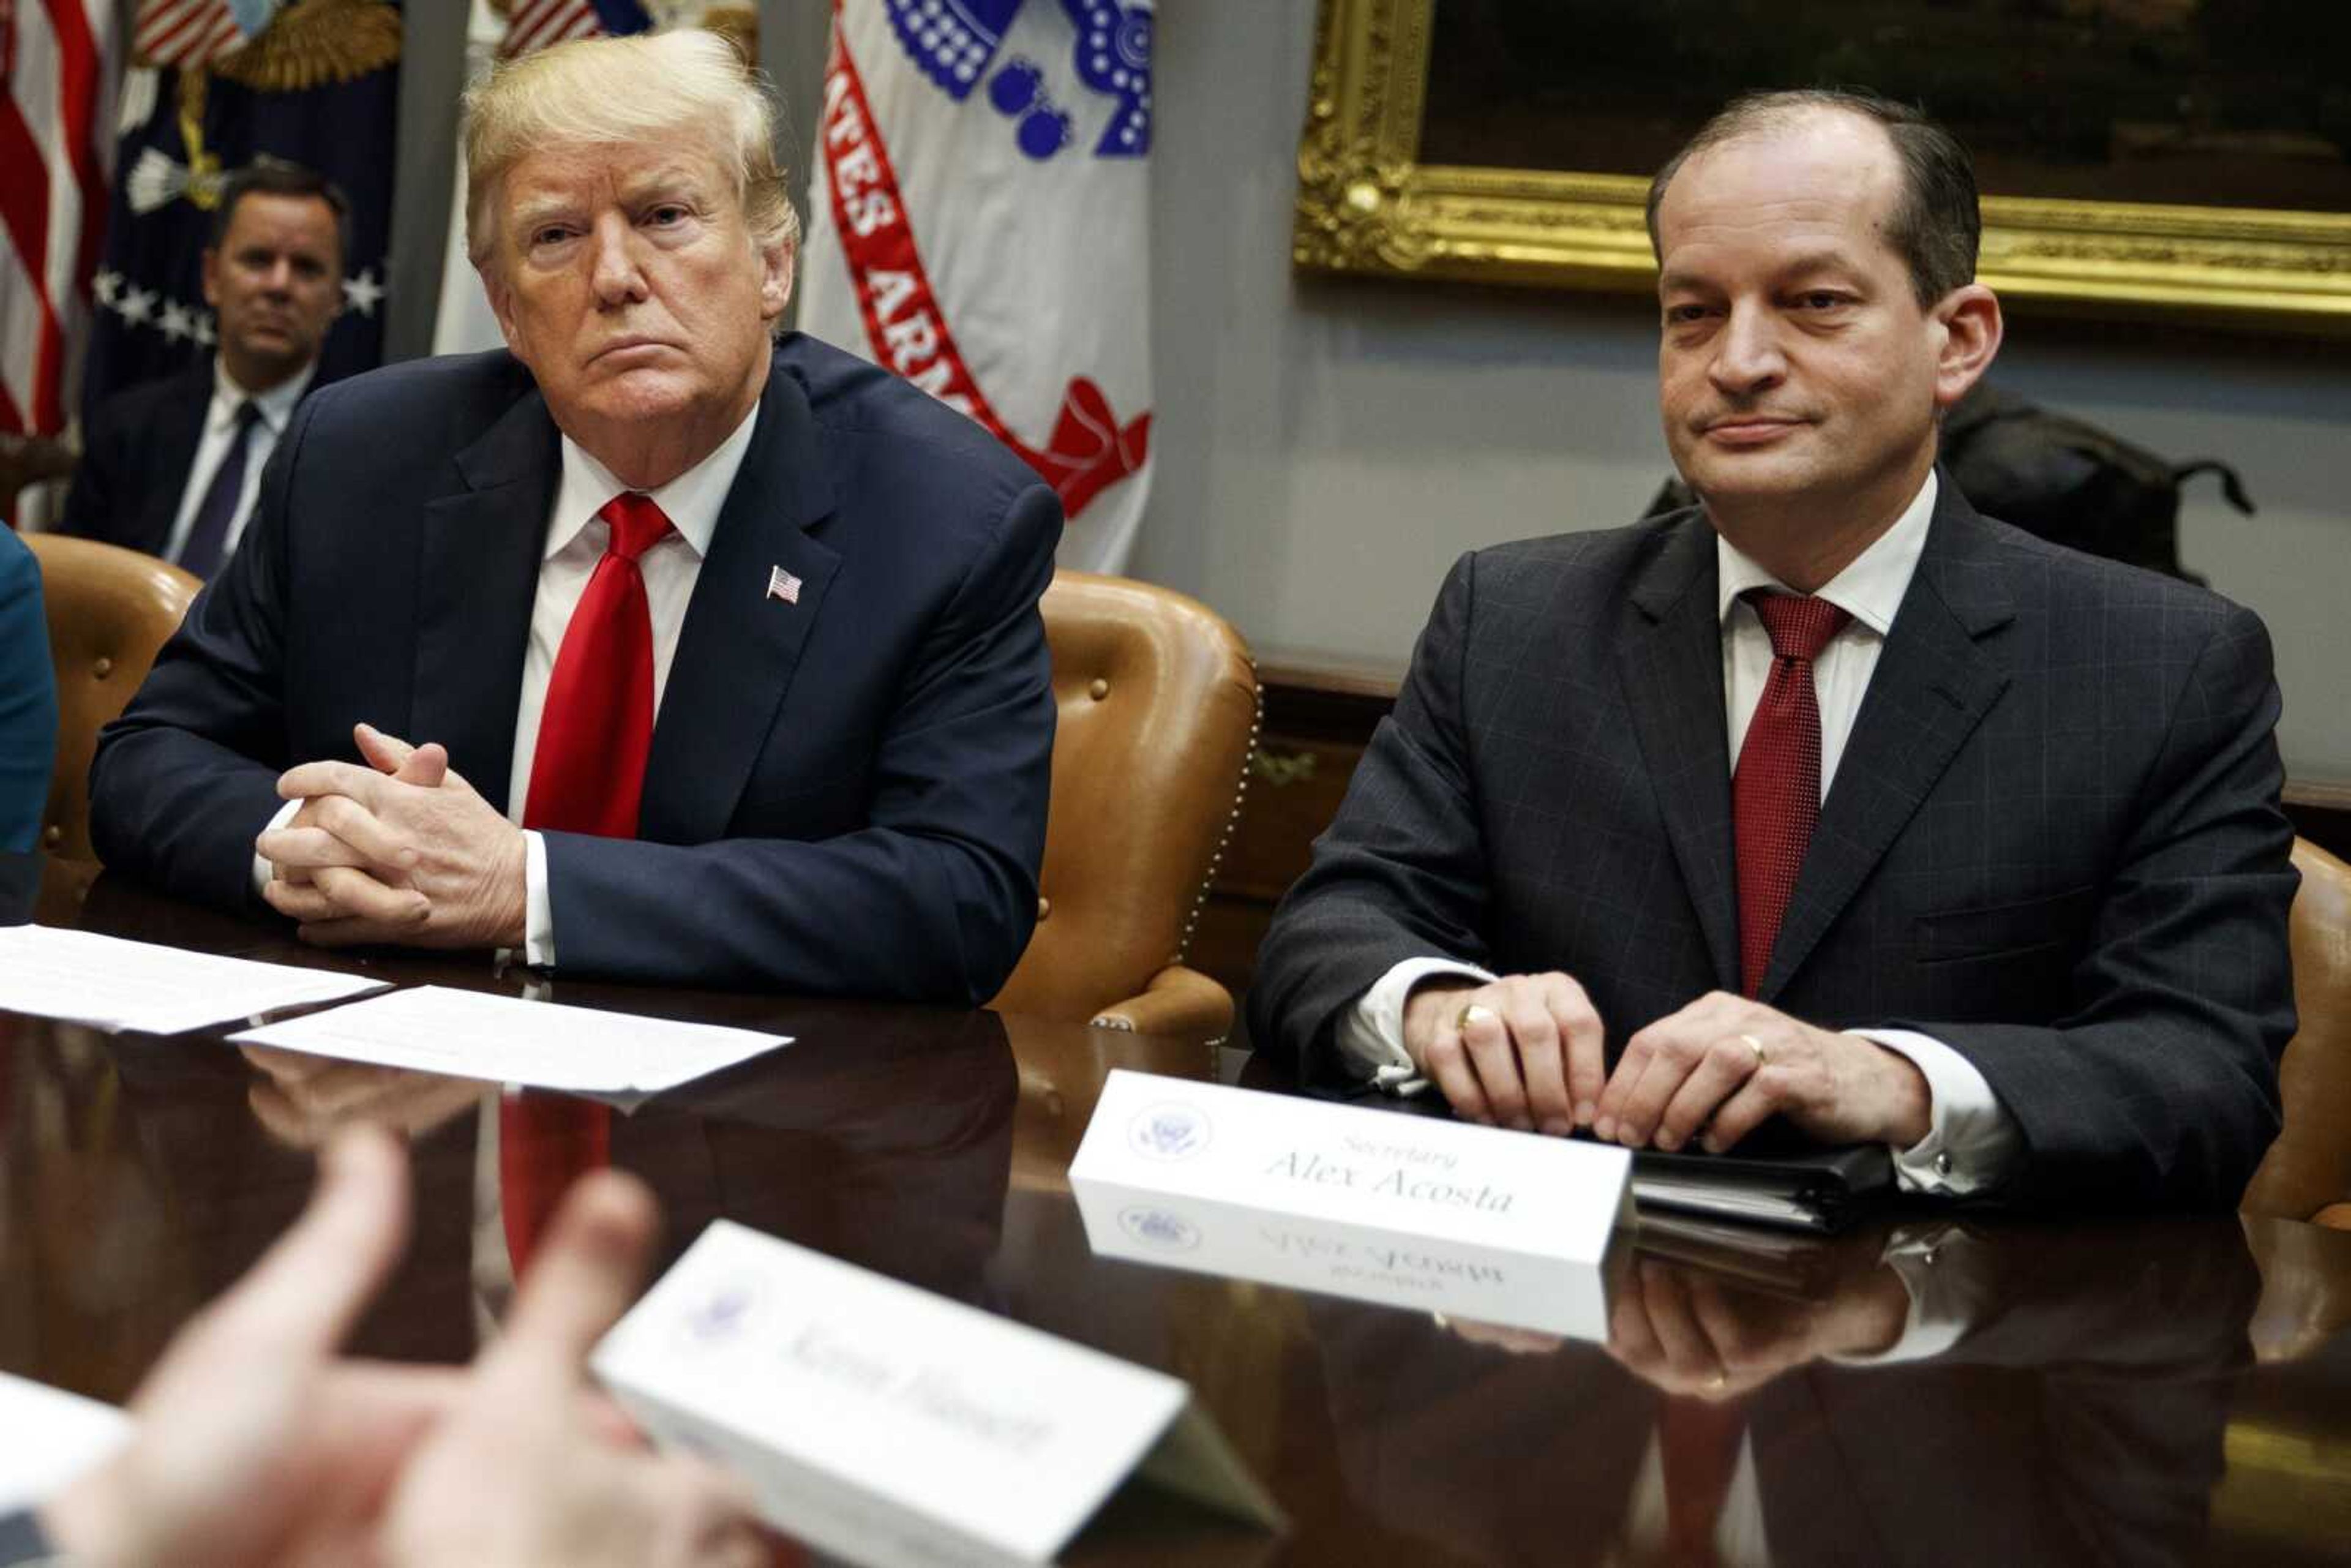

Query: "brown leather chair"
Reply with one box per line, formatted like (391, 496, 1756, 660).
(989, 571, 1258, 1048)
(22, 534, 198, 861)
(2242, 838, 2351, 1228)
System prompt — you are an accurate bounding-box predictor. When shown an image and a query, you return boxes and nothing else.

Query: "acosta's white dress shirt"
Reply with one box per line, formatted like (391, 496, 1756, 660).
(1340, 472, 2022, 1196)
(163, 359, 314, 569)
(255, 402, 759, 967)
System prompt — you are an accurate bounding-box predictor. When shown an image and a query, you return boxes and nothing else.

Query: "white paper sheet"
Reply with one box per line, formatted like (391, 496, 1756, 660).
(0, 926, 389, 1034)
(230, 985, 791, 1093)
(0, 1372, 132, 1514)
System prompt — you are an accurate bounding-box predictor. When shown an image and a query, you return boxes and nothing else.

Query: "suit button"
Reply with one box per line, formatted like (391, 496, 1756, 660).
(92, 656, 114, 678)
(1088, 678, 1109, 700)
(1037, 896, 1052, 921)
(42, 824, 61, 848)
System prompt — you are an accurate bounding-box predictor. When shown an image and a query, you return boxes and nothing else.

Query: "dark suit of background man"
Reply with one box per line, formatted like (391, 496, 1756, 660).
(89, 29, 1059, 1002)
(1251, 89, 2297, 1209)
(59, 159, 347, 579)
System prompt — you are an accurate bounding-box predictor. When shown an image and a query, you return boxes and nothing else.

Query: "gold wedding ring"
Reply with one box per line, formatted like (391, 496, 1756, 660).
(1738, 1032, 1769, 1068)
(1457, 1002, 1499, 1032)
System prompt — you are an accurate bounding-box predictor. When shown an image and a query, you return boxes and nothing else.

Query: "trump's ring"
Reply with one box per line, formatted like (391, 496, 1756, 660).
(1738, 1032, 1769, 1068)
(1457, 1002, 1499, 1032)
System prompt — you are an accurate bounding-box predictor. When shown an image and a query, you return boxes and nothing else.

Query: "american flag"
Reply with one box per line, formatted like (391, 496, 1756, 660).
(766, 565, 801, 605)
(501, 0, 643, 59)
(130, 0, 246, 69)
(1, 0, 118, 442)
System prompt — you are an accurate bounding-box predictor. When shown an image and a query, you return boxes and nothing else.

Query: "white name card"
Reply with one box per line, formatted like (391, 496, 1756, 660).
(0, 1372, 130, 1514)
(1070, 1071, 1631, 1338)
(593, 1221, 1282, 1568)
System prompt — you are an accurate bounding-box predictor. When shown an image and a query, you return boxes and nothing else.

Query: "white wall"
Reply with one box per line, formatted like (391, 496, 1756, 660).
(1130, 2, 2351, 785)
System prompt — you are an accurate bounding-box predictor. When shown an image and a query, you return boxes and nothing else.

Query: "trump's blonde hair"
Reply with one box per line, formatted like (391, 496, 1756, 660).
(461, 29, 800, 272)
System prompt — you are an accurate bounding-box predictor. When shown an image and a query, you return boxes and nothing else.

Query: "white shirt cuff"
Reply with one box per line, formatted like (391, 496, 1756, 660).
(521, 829, 555, 968)
(250, 797, 302, 896)
(1825, 1224, 1990, 1365)
(1338, 956, 1499, 1096)
(1853, 1028, 2020, 1197)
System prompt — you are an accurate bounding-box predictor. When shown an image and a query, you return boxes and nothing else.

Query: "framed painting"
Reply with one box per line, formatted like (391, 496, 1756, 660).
(1292, 0, 2351, 334)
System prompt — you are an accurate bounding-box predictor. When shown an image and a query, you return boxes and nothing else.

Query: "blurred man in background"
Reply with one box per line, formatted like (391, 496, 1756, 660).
(59, 159, 345, 578)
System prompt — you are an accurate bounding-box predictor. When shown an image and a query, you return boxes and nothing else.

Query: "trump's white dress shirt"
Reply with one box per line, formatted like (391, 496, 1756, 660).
(255, 402, 760, 966)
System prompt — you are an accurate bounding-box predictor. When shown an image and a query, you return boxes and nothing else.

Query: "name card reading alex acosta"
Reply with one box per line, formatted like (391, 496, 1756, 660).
(1070, 1071, 1633, 1339)
(593, 1222, 1283, 1568)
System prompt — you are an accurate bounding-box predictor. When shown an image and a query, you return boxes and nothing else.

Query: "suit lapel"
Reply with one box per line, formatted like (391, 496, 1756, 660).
(1760, 481, 2015, 1000)
(413, 384, 558, 800)
(640, 355, 841, 843)
(1618, 516, 1741, 992)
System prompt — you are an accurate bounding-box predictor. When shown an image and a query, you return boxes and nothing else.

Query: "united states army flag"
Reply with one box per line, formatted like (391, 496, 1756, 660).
(798, 0, 1155, 573)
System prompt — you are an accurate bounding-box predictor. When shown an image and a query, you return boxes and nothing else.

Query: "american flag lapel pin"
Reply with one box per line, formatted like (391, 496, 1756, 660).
(765, 565, 801, 606)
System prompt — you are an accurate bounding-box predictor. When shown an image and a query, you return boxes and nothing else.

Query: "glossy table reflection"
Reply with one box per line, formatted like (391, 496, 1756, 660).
(6, 855, 2351, 1565)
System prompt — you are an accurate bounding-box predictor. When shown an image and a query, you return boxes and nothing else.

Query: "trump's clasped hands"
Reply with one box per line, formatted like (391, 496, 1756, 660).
(1400, 970, 1932, 1153)
(257, 722, 530, 951)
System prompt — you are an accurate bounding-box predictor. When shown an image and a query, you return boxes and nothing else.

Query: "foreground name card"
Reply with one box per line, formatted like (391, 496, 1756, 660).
(231, 985, 788, 1094)
(0, 925, 388, 1034)
(1070, 1071, 1630, 1339)
(594, 1222, 1283, 1568)
(0, 1372, 131, 1514)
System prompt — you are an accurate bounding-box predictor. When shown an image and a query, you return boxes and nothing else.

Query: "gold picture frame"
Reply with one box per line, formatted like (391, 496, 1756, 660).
(1291, 0, 2351, 336)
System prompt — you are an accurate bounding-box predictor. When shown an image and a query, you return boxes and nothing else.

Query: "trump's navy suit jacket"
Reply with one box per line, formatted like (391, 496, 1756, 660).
(1251, 481, 2298, 1207)
(90, 334, 1060, 1002)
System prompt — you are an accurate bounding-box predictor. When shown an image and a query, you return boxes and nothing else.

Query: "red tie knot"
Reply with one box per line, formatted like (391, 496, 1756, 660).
(599, 492, 673, 562)
(1746, 591, 1850, 664)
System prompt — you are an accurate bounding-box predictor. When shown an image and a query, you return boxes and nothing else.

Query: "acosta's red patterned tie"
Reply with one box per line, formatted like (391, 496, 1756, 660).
(1733, 591, 1849, 998)
(500, 492, 672, 1278)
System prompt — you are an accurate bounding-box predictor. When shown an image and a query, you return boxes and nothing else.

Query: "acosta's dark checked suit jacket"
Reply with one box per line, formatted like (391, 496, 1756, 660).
(1251, 478, 2298, 1208)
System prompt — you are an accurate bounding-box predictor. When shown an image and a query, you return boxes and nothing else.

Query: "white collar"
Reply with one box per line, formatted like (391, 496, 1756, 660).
(1714, 468, 1937, 639)
(212, 356, 315, 434)
(546, 400, 761, 563)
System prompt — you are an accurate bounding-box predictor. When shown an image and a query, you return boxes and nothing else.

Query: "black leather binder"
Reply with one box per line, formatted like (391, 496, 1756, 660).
(1631, 1137, 1893, 1233)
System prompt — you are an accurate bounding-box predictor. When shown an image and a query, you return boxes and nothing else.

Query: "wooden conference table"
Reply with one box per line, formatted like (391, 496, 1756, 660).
(5, 854, 2351, 1566)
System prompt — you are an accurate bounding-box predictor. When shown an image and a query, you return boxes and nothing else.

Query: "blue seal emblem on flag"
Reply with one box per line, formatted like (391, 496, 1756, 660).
(1127, 1100, 1209, 1162)
(882, 0, 1019, 97)
(883, 0, 1150, 162)
(1119, 1206, 1202, 1251)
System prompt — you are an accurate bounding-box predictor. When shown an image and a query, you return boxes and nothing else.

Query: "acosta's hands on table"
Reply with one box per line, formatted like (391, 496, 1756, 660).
(257, 722, 528, 951)
(37, 1128, 767, 1568)
(1400, 972, 1930, 1152)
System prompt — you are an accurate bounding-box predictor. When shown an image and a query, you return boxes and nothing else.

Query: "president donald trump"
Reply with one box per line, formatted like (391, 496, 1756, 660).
(92, 30, 1060, 1000)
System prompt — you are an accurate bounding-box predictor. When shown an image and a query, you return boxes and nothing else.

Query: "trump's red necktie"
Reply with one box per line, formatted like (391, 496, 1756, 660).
(500, 492, 672, 1277)
(1733, 591, 1849, 998)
